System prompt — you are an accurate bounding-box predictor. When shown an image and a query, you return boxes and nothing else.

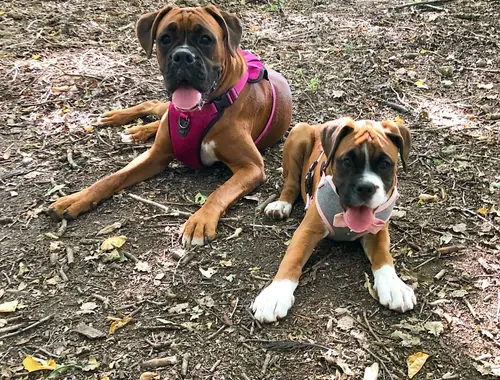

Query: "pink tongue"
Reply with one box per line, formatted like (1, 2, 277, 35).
(344, 206, 374, 233)
(172, 86, 202, 111)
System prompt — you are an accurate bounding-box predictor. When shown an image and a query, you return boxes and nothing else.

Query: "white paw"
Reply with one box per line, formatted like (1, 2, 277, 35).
(264, 201, 292, 220)
(121, 132, 133, 143)
(252, 279, 297, 323)
(373, 265, 416, 312)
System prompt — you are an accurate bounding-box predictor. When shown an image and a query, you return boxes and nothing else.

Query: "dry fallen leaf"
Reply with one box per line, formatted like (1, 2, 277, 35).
(418, 193, 439, 202)
(23, 355, 57, 372)
(424, 321, 444, 336)
(0, 300, 19, 313)
(140, 372, 160, 380)
(79, 302, 98, 314)
(107, 316, 132, 334)
(336, 315, 355, 331)
(135, 261, 151, 273)
(96, 221, 124, 236)
(100, 235, 127, 251)
(82, 355, 100, 371)
(199, 267, 217, 279)
(391, 330, 421, 347)
(408, 352, 429, 379)
(363, 362, 379, 380)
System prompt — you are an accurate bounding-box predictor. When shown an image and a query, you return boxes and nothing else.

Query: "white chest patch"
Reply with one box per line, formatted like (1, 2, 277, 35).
(200, 141, 219, 166)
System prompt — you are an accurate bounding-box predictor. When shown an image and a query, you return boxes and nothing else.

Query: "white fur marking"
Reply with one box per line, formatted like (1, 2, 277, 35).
(363, 143, 370, 171)
(265, 201, 292, 220)
(200, 141, 219, 166)
(252, 279, 298, 323)
(373, 264, 416, 312)
(361, 172, 387, 209)
(121, 133, 133, 144)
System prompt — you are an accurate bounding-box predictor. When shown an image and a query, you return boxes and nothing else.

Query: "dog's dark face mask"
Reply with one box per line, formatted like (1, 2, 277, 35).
(136, 6, 242, 112)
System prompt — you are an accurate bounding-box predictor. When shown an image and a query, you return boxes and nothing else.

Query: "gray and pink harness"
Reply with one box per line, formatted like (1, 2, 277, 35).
(305, 152, 399, 241)
(168, 50, 276, 169)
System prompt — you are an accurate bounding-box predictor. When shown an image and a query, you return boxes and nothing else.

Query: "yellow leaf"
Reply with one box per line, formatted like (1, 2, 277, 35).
(0, 300, 19, 313)
(32, 54, 41, 60)
(100, 235, 127, 251)
(418, 194, 439, 202)
(415, 79, 428, 89)
(363, 272, 377, 300)
(419, 49, 428, 54)
(107, 315, 132, 334)
(23, 355, 57, 372)
(477, 207, 488, 215)
(140, 372, 160, 380)
(394, 116, 405, 124)
(407, 352, 429, 379)
(0, 11, 6, 16)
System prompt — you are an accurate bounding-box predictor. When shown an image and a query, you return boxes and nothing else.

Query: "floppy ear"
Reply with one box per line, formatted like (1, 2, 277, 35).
(136, 6, 173, 59)
(320, 117, 355, 167)
(381, 120, 411, 171)
(204, 5, 242, 57)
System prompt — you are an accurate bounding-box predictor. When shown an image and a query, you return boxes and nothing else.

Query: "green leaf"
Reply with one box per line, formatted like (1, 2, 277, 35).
(194, 193, 208, 205)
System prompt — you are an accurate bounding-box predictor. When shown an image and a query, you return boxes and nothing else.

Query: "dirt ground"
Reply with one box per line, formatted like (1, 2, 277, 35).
(0, 0, 499, 379)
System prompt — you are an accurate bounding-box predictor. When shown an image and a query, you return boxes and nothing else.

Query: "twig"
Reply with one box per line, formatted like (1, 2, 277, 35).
(206, 325, 226, 341)
(363, 311, 381, 343)
(141, 356, 178, 368)
(255, 194, 277, 214)
(412, 256, 437, 270)
(230, 297, 239, 319)
(66, 148, 79, 169)
(241, 373, 252, 380)
(464, 298, 479, 321)
(261, 352, 272, 374)
(123, 251, 139, 262)
(391, 0, 456, 10)
(241, 338, 345, 350)
(0, 323, 25, 334)
(129, 305, 143, 318)
(92, 294, 109, 309)
(0, 313, 55, 340)
(50, 251, 58, 266)
(66, 246, 75, 266)
(209, 359, 221, 372)
(379, 99, 410, 114)
(181, 353, 190, 376)
(56, 219, 68, 237)
(462, 67, 500, 74)
(32, 345, 61, 359)
(59, 266, 69, 282)
(449, 206, 500, 233)
(362, 345, 395, 380)
(496, 290, 500, 322)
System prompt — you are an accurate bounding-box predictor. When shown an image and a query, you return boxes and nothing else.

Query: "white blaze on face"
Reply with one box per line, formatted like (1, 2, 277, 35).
(362, 143, 387, 209)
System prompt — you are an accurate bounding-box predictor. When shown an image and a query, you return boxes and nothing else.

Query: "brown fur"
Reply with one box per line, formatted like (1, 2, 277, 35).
(48, 5, 292, 246)
(270, 118, 409, 282)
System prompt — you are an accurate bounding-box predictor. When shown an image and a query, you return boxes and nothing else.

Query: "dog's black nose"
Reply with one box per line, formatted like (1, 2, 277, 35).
(354, 183, 376, 198)
(172, 48, 196, 65)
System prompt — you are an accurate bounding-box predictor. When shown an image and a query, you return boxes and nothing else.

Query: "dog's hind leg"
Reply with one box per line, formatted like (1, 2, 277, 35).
(265, 122, 315, 220)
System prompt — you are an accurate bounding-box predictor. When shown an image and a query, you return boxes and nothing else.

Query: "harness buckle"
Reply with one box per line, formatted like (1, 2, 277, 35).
(178, 115, 190, 138)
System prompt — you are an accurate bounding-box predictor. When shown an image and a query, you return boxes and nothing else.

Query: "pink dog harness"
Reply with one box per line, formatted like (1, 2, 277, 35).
(168, 50, 276, 169)
(305, 151, 399, 241)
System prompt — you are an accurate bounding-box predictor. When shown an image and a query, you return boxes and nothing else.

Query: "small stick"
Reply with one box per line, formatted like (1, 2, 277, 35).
(363, 311, 381, 343)
(434, 269, 446, 280)
(412, 256, 437, 270)
(0, 323, 25, 334)
(129, 305, 143, 318)
(59, 266, 69, 282)
(49, 251, 58, 266)
(0, 313, 55, 340)
(66, 148, 79, 169)
(241, 374, 252, 380)
(362, 346, 395, 380)
(181, 353, 190, 376)
(261, 352, 272, 374)
(142, 356, 178, 368)
(392, 0, 456, 10)
(56, 219, 68, 237)
(438, 245, 465, 254)
(379, 99, 409, 114)
(255, 194, 277, 214)
(129, 193, 190, 217)
(209, 359, 221, 373)
(230, 297, 239, 319)
(464, 298, 479, 321)
(93, 294, 109, 309)
(66, 246, 74, 266)
(449, 206, 500, 233)
(206, 325, 225, 341)
(123, 251, 139, 262)
(495, 290, 500, 322)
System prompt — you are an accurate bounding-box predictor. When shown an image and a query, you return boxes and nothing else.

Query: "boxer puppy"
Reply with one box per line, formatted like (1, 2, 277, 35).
(252, 118, 416, 323)
(48, 5, 292, 247)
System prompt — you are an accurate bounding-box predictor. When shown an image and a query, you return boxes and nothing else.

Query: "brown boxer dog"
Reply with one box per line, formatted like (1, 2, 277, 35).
(48, 5, 292, 247)
(252, 118, 416, 323)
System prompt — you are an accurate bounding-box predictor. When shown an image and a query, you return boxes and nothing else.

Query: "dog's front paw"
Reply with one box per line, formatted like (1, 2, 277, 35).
(98, 110, 130, 126)
(264, 201, 292, 220)
(252, 280, 297, 323)
(373, 265, 416, 312)
(47, 189, 98, 221)
(181, 209, 218, 247)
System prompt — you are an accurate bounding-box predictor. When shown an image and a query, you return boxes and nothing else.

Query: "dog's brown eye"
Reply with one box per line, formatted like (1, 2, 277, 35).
(340, 158, 351, 168)
(200, 35, 213, 45)
(379, 160, 391, 170)
(160, 34, 171, 45)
